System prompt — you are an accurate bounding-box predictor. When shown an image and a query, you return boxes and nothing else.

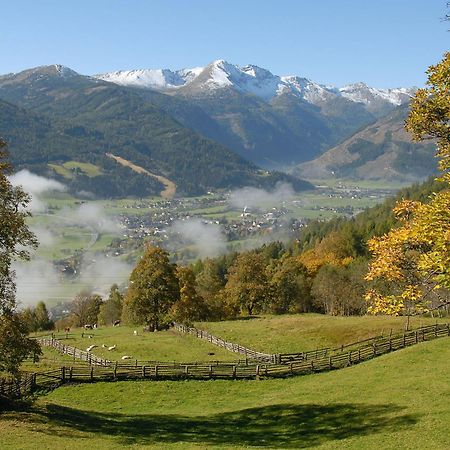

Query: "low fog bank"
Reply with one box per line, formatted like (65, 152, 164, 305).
(229, 182, 295, 209)
(9, 170, 126, 308)
(170, 218, 227, 258)
(9, 169, 66, 212)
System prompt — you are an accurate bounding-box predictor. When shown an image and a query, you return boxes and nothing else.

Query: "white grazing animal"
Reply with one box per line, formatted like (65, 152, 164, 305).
(133, 330, 138, 336)
(108, 345, 116, 351)
(102, 344, 107, 348)
(121, 355, 132, 360)
(86, 345, 97, 352)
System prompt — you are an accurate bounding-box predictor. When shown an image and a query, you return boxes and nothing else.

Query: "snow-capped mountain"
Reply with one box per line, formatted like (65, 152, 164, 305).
(95, 60, 415, 107)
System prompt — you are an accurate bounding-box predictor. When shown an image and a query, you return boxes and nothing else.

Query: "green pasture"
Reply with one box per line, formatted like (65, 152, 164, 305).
(48, 161, 102, 179)
(2, 337, 449, 449)
(34, 325, 236, 363)
(196, 314, 448, 354)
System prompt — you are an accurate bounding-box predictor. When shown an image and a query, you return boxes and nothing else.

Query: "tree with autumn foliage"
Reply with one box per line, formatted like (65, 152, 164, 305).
(365, 53, 450, 317)
(224, 251, 271, 316)
(123, 245, 179, 330)
(170, 266, 209, 325)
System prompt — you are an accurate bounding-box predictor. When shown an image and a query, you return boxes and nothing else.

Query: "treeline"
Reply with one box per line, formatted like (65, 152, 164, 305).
(49, 176, 449, 331)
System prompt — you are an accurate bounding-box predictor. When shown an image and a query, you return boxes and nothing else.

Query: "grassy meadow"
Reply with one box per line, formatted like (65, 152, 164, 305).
(32, 325, 237, 364)
(196, 314, 448, 354)
(1, 336, 449, 449)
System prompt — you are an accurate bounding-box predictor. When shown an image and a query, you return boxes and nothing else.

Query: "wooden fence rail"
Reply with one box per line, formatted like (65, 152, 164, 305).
(173, 322, 277, 363)
(2, 322, 448, 402)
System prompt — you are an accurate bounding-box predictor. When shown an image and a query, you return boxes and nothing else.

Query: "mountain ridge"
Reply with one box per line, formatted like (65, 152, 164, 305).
(95, 59, 416, 108)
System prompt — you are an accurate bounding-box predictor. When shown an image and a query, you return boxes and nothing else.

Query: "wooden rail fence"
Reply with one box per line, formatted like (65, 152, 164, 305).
(173, 322, 277, 363)
(2, 322, 449, 402)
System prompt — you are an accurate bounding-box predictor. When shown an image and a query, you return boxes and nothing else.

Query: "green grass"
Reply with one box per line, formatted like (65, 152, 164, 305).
(196, 314, 448, 354)
(62, 161, 102, 177)
(2, 337, 449, 449)
(48, 161, 102, 179)
(35, 325, 237, 363)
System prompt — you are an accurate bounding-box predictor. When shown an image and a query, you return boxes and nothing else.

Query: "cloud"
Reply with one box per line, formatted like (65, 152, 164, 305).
(69, 203, 119, 233)
(170, 218, 226, 258)
(9, 169, 66, 212)
(78, 253, 132, 295)
(13, 258, 62, 308)
(229, 182, 295, 209)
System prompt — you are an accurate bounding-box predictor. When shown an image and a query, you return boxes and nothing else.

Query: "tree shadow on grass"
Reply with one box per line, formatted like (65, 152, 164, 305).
(28, 402, 418, 448)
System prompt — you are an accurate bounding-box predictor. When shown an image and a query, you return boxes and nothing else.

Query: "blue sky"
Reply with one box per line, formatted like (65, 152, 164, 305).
(1, 0, 448, 87)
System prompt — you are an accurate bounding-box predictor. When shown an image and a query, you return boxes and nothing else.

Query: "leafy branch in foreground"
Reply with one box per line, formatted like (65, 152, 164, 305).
(365, 53, 450, 316)
(0, 138, 41, 377)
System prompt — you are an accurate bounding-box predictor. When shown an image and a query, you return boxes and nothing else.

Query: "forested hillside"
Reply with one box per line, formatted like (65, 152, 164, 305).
(185, 176, 448, 320)
(0, 66, 311, 197)
(294, 104, 437, 181)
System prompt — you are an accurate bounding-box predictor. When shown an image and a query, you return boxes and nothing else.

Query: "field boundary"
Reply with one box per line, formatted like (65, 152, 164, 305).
(2, 323, 449, 402)
(172, 322, 277, 363)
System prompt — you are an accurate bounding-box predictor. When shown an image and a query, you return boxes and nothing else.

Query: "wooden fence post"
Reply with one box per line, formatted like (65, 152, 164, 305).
(256, 365, 260, 380)
(31, 373, 37, 391)
(61, 367, 65, 384)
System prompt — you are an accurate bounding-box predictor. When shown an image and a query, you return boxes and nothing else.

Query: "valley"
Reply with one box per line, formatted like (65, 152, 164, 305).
(18, 178, 404, 311)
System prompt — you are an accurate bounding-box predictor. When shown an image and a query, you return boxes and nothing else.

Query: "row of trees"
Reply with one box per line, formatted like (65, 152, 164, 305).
(1, 52, 448, 377)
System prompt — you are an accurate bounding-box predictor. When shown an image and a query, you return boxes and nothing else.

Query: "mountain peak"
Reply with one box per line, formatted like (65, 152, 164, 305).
(94, 60, 414, 107)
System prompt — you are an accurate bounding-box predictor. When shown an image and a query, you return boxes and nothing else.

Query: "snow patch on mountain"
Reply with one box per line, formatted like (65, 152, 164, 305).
(95, 60, 414, 107)
(96, 67, 203, 90)
(340, 83, 414, 106)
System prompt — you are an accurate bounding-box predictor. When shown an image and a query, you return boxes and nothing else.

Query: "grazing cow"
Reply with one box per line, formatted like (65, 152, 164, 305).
(113, 320, 121, 327)
(93, 323, 97, 329)
(86, 345, 97, 352)
(64, 327, 70, 333)
(108, 345, 116, 351)
(121, 355, 132, 360)
(84, 324, 93, 330)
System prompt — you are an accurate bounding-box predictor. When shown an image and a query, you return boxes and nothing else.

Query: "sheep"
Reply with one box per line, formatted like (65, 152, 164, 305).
(121, 355, 132, 360)
(86, 345, 97, 352)
(101, 344, 107, 348)
(108, 345, 116, 351)
(133, 330, 138, 336)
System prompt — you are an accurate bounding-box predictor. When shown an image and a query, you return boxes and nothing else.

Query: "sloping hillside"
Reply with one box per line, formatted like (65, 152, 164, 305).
(0, 66, 312, 196)
(293, 105, 437, 181)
